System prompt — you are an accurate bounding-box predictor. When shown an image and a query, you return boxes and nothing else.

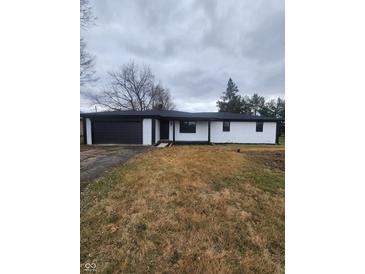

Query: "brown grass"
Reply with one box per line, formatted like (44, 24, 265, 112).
(81, 145, 285, 274)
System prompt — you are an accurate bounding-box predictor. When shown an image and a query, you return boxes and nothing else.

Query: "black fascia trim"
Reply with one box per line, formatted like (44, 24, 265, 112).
(80, 114, 159, 120)
(80, 114, 282, 123)
(211, 118, 279, 122)
(84, 116, 144, 122)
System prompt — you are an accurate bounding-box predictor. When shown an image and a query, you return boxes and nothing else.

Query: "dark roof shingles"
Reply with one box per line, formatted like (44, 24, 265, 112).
(80, 110, 280, 121)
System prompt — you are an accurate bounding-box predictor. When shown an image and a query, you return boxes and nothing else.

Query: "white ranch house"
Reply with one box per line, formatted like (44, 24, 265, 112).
(81, 110, 282, 145)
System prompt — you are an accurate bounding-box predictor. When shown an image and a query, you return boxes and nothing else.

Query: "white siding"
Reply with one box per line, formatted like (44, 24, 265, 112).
(86, 118, 92, 145)
(210, 121, 277, 144)
(143, 119, 152, 145)
(169, 121, 173, 141)
(174, 121, 209, 142)
(155, 119, 160, 143)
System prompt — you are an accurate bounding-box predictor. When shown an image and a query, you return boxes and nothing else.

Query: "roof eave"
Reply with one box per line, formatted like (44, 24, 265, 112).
(80, 113, 282, 122)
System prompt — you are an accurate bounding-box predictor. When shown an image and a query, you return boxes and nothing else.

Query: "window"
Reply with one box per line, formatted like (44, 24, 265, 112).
(180, 120, 196, 133)
(256, 122, 263, 132)
(223, 121, 230, 132)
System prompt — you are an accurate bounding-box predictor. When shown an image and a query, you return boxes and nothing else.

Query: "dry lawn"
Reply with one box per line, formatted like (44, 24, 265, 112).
(81, 144, 285, 274)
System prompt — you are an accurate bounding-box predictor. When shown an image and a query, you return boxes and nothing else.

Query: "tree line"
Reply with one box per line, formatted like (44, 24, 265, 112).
(217, 78, 285, 135)
(85, 60, 285, 121)
(217, 78, 285, 120)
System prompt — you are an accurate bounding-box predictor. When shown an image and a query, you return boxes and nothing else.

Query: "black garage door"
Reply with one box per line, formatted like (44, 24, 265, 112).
(92, 120, 143, 144)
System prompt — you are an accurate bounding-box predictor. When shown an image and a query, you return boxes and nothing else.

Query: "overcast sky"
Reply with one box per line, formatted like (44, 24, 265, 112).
(81, 0, 284, 112)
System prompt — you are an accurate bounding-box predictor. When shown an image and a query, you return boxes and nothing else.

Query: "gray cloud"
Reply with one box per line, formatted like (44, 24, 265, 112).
(81, 0, 284, 112)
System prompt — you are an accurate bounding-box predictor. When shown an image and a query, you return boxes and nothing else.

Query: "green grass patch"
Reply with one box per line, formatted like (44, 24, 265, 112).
(279, 135, 285, 145)
(246, 170, 284, 194)
(212, 170, 284, 194)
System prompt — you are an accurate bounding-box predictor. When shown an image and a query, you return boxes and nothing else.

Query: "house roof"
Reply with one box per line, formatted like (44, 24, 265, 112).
(80, 110, 282, 122)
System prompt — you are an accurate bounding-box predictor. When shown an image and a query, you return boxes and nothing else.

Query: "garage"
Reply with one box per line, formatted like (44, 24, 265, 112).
(92, 120, 143, 144)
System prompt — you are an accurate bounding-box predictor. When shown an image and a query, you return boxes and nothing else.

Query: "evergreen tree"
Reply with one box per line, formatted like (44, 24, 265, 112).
(240, 95, 252, 114)
(260, 97, 285, 135)
(260, 99, 277, 117)
(248, 93, 265, 116)
(260, 97, 285, 119)
(216, 78, 242, 113)
(276, 97, 285, 135)
(276, 97, 285, 119)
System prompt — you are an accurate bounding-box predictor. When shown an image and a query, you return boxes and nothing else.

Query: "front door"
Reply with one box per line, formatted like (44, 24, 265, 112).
(160, 120, 169, 140)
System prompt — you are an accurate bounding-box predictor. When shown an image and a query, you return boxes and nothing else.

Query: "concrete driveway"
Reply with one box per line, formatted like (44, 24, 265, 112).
(80, 145, 150, 188)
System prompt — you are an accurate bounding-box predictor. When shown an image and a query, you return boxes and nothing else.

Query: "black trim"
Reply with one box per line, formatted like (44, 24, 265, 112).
(173, 141, 211, 145)
(223, 121, 230, 132)
(173, 121, 175, 141)
(211, 142, 276, 145)
(208, 120, 211, 143)
(256, 121, 263, 132)
(179, 120, 196, 133)
(80, 111, 281, 123)
(275, 121, 280, 144)
(82, 119, 87, 145)
(81, 115, 280, 123)
(152, 119, 155, 144)
(91, 119, 94, 144)
(160, 119, 169, 140)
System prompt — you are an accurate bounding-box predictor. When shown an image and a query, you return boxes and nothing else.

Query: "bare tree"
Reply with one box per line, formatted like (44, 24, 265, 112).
(80, 0, 96, 29)
(80, 0, 97, 87)
(90, 62, 175, 111)
(151, 83, 175, 110)
(80, 38, 98, 86)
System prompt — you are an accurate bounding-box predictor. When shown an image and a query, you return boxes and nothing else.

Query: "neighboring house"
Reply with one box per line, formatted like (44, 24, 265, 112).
(80, 110, 282, 145)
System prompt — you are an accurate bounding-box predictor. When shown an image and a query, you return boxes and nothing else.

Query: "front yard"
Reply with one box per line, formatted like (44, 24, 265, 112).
(81, 144, 284, 273)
